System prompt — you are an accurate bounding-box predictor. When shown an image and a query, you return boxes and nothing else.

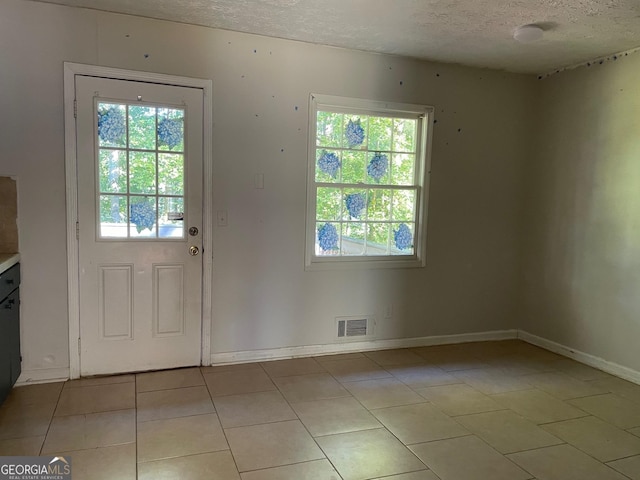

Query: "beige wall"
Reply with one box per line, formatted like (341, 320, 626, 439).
(0, 0, 535, 375)
(522, 54, 640, 370)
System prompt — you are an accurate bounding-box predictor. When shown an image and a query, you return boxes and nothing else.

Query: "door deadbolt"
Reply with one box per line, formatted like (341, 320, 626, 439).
(189, 246, 200, 256)
(189, 227, 199, 236)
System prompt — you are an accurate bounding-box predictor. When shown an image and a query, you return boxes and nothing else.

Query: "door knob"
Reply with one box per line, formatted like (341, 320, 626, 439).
(189, 246, 199, 256)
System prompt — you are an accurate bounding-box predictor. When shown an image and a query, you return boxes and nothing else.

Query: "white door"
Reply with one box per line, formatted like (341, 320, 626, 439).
(75, 76, 204, 376)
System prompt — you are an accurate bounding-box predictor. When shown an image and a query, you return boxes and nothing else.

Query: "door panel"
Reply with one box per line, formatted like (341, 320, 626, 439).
(76, 76, 203, 376)
(153, 264, 185, 336)
(98, 264, 133, 339)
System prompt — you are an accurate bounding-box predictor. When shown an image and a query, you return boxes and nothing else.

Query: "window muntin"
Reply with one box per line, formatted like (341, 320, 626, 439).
(96, 101, 186, 240)
(306, 95, 432, 268)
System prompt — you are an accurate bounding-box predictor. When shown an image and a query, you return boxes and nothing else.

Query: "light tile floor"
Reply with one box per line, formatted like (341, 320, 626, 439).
(2, 340, 640, 479)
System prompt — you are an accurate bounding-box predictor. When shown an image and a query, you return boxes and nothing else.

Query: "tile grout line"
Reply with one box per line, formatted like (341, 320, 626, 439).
(38, 382, 66, 455)
(134, 374, 139, 480)
(263, 358, 347, 479)
(12, 341, 640, 477)
(322, 349, 639, 478)
(200, 366, 244, 477)
(270, 356, 433, 478)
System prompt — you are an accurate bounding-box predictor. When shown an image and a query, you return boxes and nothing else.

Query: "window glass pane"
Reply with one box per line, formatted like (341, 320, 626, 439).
(391, 222, 414, 254)
(341, 223, 365, 255)
(130, 196, 157, 238)
(158, 196, 184, 238)
(316, 111, 343, 148)
(128, 106, 157, 150)
(366, 152, 390, 184)
(129, 151, 156, 194)
(96, 101, 190, 241)
(158, 153, 184, 195)
(316, 222, 340, 255)
(344, 115, 367, 149)
(316, 187, 342, 221)
(392, 190, 416, 221)
(99, 195, 127, 238)
(393, 119, 416, 153)
(368, 116, 392, 152)
(367, 189, 391, 220)
(343, 189, 367, 221)
(97, 103, 126, 148)
(316, 149, 341, 182)
(99, 149, 127, 193)
(309, 98, 428, 263)
(342, 151, 366, 184)
(367, 223, 390, 254)
(157, 108, 184, 152)
(392, 153, 415, 185)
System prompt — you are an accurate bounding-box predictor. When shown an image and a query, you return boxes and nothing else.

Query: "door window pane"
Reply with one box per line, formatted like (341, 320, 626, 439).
(129, 151, 156, 195)
(96, 102, 185, 239)
(158, 197, 184, 238)
(157, 108, 184, 152)
(99, 149, 127, 193)
(130, 196, 157, 237)
(158, 153, 184, 195)
(128, 106, 157, 150)
(98, 104, 126, 148)
(99, 195, 128, 238)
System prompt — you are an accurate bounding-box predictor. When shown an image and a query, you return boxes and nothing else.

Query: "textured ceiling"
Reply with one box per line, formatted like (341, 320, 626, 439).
(34, 0, 640, 73)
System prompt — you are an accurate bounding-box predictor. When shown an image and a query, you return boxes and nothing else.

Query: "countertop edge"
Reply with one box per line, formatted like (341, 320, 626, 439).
(0, 253, 20, 274)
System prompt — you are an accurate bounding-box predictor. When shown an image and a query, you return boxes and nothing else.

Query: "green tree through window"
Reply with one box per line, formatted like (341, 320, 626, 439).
(306, 95, 433, 269)
(97, 102, 185, 239)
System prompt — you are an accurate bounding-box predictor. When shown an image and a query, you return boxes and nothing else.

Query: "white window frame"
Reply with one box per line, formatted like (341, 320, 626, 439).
(305, 94, 434, 270)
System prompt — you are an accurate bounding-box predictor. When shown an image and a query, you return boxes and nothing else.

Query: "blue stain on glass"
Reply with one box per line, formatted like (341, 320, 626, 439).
(345, 119, 365, 147)
(345, 193, 366, 219)
(157, 118, 183, 149)
(367, 153, 388, 182)
(98, 107, 126, 144)
(318, 223, 339, 251)
(130, 199, 155, 233)
(394, 223, 413, 250)
(318, 150, 341, 178)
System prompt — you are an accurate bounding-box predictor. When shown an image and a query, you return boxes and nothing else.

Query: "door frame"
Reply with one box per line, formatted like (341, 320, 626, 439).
(63, 62, 213, 379)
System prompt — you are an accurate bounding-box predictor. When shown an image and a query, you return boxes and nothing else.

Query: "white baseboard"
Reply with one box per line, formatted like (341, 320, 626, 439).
(17, 329, 638, 387)
(16, 367, 70, 386)
(518, 330, 640, 385)
(209, 329, 519, 365)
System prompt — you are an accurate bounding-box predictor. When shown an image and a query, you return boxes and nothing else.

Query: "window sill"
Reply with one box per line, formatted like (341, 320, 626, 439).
(304, 256, 425, 271)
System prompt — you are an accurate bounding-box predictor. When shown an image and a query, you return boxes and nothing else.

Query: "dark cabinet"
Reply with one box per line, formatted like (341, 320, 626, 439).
(0, 263, 20, 405)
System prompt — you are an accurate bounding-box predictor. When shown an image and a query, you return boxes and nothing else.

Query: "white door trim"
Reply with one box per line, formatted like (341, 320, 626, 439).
(63, 62, 213, 379)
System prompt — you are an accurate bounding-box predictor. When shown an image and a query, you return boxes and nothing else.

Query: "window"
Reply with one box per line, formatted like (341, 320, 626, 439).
(305, 94, 433, 269)
(96, 101, 185, 239)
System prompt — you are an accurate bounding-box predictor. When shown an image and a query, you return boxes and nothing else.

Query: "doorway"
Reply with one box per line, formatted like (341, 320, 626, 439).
(64, 64, 213, 378)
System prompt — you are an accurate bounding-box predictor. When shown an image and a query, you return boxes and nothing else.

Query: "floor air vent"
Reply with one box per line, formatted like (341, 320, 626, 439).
(336, 316, 370, 339)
